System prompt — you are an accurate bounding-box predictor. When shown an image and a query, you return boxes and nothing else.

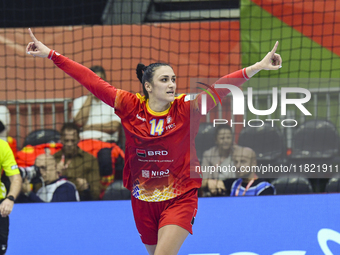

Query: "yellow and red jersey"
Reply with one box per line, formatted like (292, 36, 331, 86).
(52, 53, 248, 201)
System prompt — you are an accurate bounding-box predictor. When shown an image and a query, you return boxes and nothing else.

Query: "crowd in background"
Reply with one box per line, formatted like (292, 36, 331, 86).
(1, 66, 334, 203)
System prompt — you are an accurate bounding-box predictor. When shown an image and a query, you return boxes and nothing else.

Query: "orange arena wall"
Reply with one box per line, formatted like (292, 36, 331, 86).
(0, 21, 241, 147)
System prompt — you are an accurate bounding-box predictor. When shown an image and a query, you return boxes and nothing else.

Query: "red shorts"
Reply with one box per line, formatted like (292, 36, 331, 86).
(131, 188, 198, 245)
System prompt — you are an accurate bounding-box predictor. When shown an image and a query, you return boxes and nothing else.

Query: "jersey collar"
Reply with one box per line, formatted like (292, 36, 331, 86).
(136, 93, 186, 116)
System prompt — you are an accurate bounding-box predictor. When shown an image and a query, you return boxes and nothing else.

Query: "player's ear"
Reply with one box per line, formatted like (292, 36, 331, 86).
(145, 82, 152, 92)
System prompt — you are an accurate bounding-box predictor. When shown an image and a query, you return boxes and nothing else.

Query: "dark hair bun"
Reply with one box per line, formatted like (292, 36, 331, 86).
(136, 63, 146, 84)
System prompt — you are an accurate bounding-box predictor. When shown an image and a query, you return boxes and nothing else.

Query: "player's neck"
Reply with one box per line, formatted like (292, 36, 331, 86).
(148, 98, 171, 112)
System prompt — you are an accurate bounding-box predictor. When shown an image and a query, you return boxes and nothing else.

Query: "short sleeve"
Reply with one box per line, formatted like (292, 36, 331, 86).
(1, 141, 20, 177)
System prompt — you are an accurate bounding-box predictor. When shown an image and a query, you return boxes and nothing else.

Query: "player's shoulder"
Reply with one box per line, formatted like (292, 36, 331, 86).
(177, 94, 189, 102)
(115, 89, 139, 102)
(172, 94, 193, 104)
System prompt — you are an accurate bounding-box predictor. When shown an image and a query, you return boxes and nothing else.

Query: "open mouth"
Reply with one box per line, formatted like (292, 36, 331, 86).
(167, 91, 174, 95)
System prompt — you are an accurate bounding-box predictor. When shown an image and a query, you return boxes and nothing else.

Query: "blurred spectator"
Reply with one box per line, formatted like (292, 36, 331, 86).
(201, 125, 236, 196)
(54, 123, 101, 200)
(21, 153, 80, 202)
(0, 105, 17, 156)
(222, 147, 276, 196)
(16, 143, 63, 168)
(72, 66, 122, 144)
(0, 105, 10, 141)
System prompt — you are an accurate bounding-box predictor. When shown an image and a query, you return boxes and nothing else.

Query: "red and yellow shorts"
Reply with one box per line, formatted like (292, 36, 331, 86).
(131, 188, 198, 245)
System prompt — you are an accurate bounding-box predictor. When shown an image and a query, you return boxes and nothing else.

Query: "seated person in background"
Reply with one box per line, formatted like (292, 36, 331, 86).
(201, 124, 236, 196)
(21, 153, 80, 202)
(0, 105, 17, 156)
(222, 147, 276, 196)
(72, 65, 122, 143)
(0, 105, 10, 141)
(54, 123, 101, 201)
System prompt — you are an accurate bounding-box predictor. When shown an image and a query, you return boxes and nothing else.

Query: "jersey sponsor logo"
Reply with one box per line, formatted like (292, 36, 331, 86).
(136, 149, 146, 157)
(167, 115, 172, 124)
(151, 169, 170, 178)
(148, 150, 168, 156)
(165, 123, 176, 131)
(137, 149, 169, 157)
(11, 164, 18, 170)
(136, 114, 146, 122)
(142, 170, 150, 178)
(197, 82, 223, 115)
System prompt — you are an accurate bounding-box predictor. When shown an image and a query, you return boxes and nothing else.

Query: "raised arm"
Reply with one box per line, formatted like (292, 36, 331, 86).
(26, 28, 117, 109)
(245, 41, 282, 78)
(195, 41, 282, 114)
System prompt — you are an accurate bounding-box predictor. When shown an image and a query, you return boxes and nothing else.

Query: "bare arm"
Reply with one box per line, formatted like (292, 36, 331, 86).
(194, 41, 282, 115)
(26, 28, 118, 110)
(73, 95, 93, 127)
(83, 121, 121, 134)
(0, 174, 22, 217)
(245, 41, 282, 78)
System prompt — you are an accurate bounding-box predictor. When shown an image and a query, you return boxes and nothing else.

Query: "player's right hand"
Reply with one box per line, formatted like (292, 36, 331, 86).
(26, 28, 51, 58)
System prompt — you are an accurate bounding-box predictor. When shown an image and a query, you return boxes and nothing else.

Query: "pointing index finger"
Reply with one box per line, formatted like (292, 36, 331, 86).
(28, 28, 38, 43)
(270, 41, 279, 55)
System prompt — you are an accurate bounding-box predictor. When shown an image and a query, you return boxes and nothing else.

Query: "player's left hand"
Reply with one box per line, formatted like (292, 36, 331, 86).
(258, 41, 282, 70)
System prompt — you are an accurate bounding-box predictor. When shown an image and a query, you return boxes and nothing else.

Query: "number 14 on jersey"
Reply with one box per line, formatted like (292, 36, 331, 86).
(149, 119, 164, 136)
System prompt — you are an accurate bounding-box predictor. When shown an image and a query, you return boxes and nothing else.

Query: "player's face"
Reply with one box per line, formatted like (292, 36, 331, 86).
(150, 66, 176, 103)
(216, 128, 233, 151)
(35, 157, 57, 184)
(233, 150, 253, 178)
(61, 129, 79, 156)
